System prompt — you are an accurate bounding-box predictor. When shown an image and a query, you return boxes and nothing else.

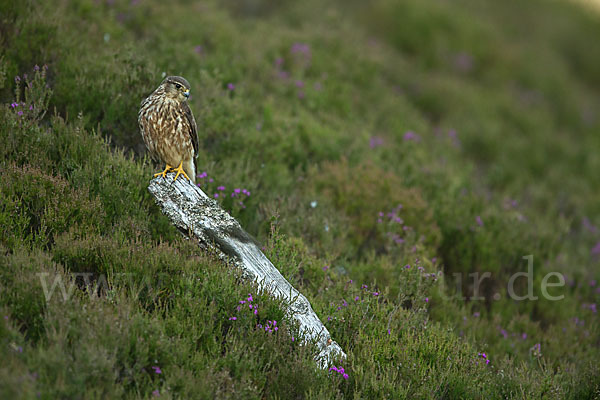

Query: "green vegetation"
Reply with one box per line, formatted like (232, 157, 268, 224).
(1, 0, 599, 398)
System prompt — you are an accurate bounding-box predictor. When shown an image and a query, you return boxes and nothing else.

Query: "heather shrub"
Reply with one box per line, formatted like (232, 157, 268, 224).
(0, 164, 105, 248)
(311, 159, 441, 259)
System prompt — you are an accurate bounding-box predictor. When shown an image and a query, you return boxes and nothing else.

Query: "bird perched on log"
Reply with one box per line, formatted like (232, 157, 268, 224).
(138, 76, 198, 183)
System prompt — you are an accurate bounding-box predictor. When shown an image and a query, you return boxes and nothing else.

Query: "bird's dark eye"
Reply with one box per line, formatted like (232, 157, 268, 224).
(175, 83, 182, 90)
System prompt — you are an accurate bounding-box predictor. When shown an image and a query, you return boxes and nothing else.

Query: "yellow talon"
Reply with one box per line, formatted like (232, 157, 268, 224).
(154, 164, 173, 179)
(172, 161, 190, 182)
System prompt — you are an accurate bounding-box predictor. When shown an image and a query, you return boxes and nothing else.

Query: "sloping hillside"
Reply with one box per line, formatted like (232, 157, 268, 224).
(1, 0, 599, 398)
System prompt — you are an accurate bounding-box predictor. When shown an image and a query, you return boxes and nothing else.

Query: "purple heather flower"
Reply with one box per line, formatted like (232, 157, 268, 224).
(454, 52, 474, 72)
(209, 178, 214, 183)
(403, 131, 420, 142)
(297, 90, 305, 99)
(591, 241, 600, 256)
(329, 365, 349, 379)
(194, 45, 203, 54)
(425, 297, 429, 303)
(248, 294, 253, 302)
(15, 76, 20, 82)
(152, 389, 160, 397)
(229, 316, 237, 321)
(217, 186, 225, 191)
(11, 102, 18, 108)
(448, 129, 461, 147)
(404, 264, 411, 269)
(275, 57, 284, 66)
(372, 292, 379, 296)
(227, 83, 235, 91)
(531, 343, 542, 356)
(17, 111, 23, 116)
(295, 80, 304, 88)
(214, 193, 219, 198)
(369, 136, 385, 148)
(234, 188, 241, 193)
(477, 352, 490, 365)
(473, 312, 480, 318)
(522, 333, 527, 340)
(582, 217, 598, 234)
(290, 42, 310, 56)
(476, 216, 483, 226)
(151, 366, 162, 374)
(361, 284, 368, 289)
(354, 296, 359, 301)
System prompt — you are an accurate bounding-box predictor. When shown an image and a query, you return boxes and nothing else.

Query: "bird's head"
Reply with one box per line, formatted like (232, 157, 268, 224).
(160, 76, 191, 101)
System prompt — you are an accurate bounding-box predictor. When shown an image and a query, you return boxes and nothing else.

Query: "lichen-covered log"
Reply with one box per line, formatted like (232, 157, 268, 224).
(148, 173, 346, 368)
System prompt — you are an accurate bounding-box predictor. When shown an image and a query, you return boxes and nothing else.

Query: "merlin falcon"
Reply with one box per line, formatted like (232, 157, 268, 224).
(138, 76, 198, 183)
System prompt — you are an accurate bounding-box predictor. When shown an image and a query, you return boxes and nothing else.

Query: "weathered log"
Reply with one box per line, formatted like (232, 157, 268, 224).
(148, 173, 346, 368)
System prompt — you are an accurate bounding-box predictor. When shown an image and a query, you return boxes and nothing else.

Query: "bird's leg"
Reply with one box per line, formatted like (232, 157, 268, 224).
(154, 164, 173, 179)
(172, 161, 191, 182)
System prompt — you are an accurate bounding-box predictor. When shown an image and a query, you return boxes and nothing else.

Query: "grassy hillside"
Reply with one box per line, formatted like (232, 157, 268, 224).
(1, 0, 599, 398)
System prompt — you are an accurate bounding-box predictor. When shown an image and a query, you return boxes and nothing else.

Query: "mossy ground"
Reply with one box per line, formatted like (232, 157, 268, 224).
(1, 0, 599, 398)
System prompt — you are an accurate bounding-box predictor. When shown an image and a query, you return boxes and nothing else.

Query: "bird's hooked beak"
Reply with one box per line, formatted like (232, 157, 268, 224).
(183, 89, 190, 98)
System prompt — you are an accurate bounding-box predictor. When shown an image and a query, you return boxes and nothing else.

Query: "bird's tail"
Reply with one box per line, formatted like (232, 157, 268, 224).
(184, 159, 196, 184)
